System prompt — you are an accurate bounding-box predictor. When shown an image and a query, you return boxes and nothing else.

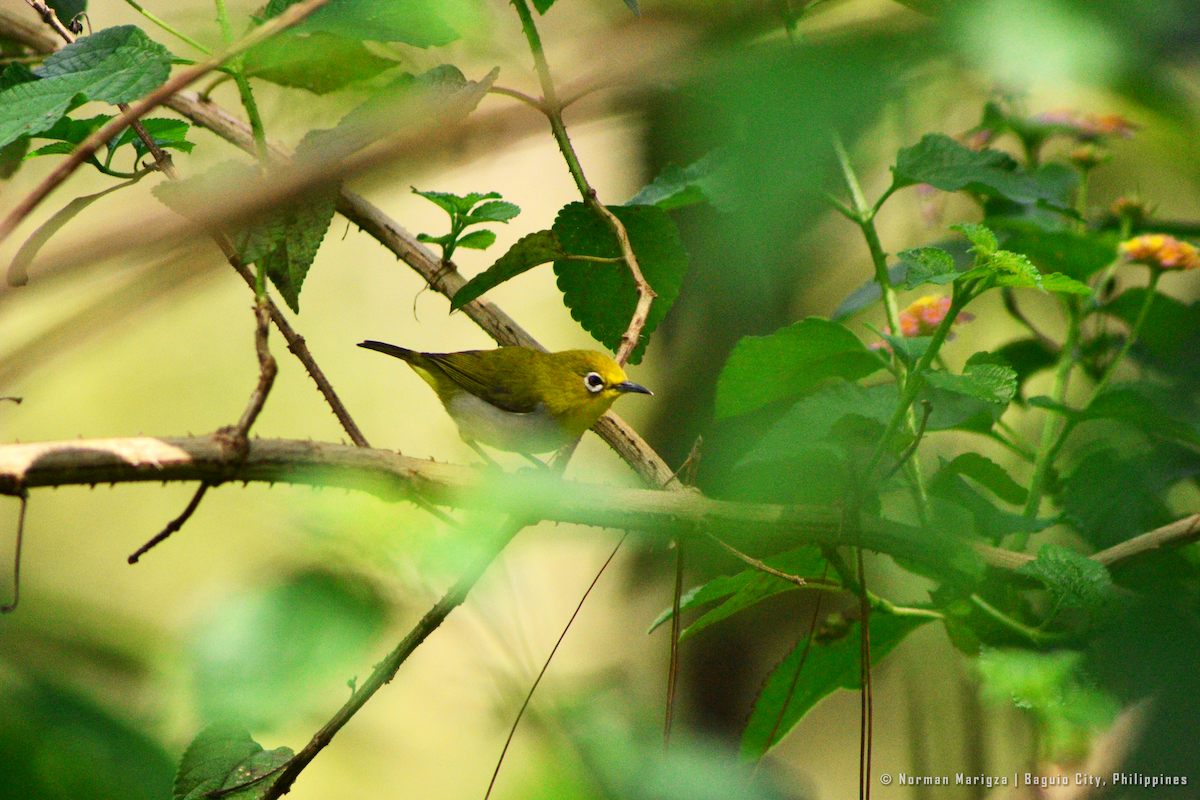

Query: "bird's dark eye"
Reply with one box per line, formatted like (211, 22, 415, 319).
(584, 372, 605, 393)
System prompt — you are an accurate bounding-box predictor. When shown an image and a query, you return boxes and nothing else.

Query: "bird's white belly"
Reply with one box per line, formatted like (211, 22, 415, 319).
(446, 392, 571, 453)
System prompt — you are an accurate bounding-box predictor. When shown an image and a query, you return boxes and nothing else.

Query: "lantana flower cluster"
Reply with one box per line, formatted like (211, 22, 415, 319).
(872, 295, 974, 350)
(1119, 234, 1200, 272)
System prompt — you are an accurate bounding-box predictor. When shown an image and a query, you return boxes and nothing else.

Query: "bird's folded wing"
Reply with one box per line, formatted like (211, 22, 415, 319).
(425, 351, 542, 414)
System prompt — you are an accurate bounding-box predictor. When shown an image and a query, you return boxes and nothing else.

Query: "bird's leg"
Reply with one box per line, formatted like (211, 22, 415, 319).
(467, 440, 505, 472)
(519, 452, 551, 470)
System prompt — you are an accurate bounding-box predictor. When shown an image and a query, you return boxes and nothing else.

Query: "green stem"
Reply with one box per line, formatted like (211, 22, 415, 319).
(123, 0, 213, 54)
(214, 0, 234, 43)
(232, 70, 269, 163)
(969, 594, 1069, 646)
(1088, 268, 1160, 405)
(832, 133, 930, 517)
(510, 0, 590, 198)
(1019, 300, 1081, 526)
(1019, 269, 1161, 535)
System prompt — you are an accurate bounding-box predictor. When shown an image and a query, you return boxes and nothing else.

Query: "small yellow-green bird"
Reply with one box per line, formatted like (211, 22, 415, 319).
(357, 341, 652, 459)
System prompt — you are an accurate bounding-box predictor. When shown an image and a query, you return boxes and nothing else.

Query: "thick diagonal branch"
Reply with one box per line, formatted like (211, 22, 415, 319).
(0, 436, 1192, 574)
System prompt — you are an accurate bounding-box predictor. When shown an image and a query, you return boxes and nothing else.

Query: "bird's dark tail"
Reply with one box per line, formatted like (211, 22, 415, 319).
(357, 340, 416, 362)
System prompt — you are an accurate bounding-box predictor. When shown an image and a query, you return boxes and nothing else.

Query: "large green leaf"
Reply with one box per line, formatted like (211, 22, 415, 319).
(626, 149, 730, 211)
(260, 187, 339, 313)
(1102, 288, 1200, 363)
(295, 66, 497, 162)
(173, 724, 293, 800)
(262, 0, 463, 47)
(923, 360, 1018, 405)
(892, 134, 1077, 207)
(934, 452, 1027, 505)
(0, 676, 174, 800)
(154, 162, 338, 314)
(900, 247, 959, 288)
(992, 221, 1117, 281)
(244, 31, 398, 94)
(0, 26, 173, 150)
(741, 613, 930, 758)
(738, 382, 898, 468)
(552, 202, 689, 364)
(451, 230, 566, 310)
(715, 318, 884, 419)
(678, 549, 828, 641)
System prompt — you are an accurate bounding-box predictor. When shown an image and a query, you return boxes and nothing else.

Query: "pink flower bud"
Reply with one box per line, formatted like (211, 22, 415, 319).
(1119, 234, 1200, 272)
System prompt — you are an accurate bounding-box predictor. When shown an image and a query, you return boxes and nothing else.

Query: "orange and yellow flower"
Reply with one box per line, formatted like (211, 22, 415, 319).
(1119, 234, 1200, 272)
(872, 295, 974, 350)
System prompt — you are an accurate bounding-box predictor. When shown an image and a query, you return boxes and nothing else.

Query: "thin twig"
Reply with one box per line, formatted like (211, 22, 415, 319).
(483, 530, 629, 800)
(879, 400, 931, 484)
(488, 85, 546, 113)
(510, 0, 655, 366)
(857, 546, 873, 800)
(663, 532, 684, 749)
(263, 514, 530, 799)
(23, 0, 74, 41)
(0, 0, 337, 248)
(0, 490, 28, 613)
(756, 561, 831, 766)
(127, 482, 210, 563)
(703, 531, 808, 588)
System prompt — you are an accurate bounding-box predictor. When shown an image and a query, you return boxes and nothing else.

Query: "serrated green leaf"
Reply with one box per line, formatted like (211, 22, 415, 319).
(892, 134, 1077, 207)
(739, 382, 897, 468)
(876, 331, 932, 367)
(1036, 272, 1092, 295)
(741, 613, 930, 758)
(977, 648, 1118, 762)
(953, 222, 999, 256)
(715, 317, 884, 419)
(0, 26, 173, 150)
(1017, 544, 1117, 616)
(261, 188, 339, 313)
(627, 149, 729, 211)
(924, 362, 1017, 405)
(244, 32, 398, 94)
(262, 0, 462, 47)
(935, 452, 1027, 505)
(107, 118, 193, 159)
(298, 66, 497, 163)
(32, 112, 112, 146)
(648, 572, 758, 634)
(451, 229, 566, 310)
(0, 136, 27, 179)
(992, 338, 1057, 401)
(900, 247, 958, 289)
(413, 187, 461, 217)
(464, 200, 520, 223)
(174, 723, 293, 800)
(552, 202, 689, 364)
(455, 229, 496, 250)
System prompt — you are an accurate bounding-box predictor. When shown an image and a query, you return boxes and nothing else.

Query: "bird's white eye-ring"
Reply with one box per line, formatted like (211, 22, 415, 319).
(584, 372, 605, 393)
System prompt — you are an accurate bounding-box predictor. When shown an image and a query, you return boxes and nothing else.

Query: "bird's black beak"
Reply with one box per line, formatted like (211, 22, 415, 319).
(614, 380, 653, 395)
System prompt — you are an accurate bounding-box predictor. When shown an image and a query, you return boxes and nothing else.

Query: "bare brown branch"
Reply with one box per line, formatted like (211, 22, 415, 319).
(2, 436, 1193, 574)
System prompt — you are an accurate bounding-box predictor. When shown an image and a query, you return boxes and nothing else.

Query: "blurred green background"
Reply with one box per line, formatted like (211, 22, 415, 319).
(2, 0, 1200, 797)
